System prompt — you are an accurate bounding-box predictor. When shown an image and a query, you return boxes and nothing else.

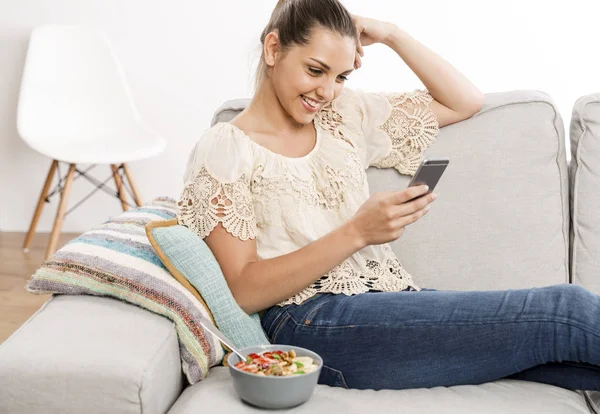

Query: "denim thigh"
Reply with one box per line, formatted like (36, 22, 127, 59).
(261, 285, 600, 391)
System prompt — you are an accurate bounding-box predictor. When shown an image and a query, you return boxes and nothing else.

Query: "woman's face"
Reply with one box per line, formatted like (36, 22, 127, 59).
(269, 26, 356, 125)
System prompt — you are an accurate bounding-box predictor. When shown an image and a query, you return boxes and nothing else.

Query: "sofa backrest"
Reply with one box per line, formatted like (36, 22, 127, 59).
(569, 94, 600, 294)
(211, 90, 570, 291)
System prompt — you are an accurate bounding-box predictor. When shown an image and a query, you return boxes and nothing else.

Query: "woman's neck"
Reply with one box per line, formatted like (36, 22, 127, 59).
(244, 79, 307, 135)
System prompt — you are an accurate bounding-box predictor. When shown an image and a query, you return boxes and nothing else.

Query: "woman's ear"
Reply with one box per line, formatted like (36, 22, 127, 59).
(263, 31, 281, 67)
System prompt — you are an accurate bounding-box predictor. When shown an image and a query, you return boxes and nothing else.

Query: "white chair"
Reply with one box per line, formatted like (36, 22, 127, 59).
(17, 25, 166, 260)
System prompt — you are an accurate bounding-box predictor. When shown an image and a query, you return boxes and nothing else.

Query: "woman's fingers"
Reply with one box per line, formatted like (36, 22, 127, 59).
(354, 53, 362, 69)
(352, 14, 365, 69)
(390, 192, 436, 220)
(390, 207, 429, 234)
(394, 186, 430, 205)
(354, 35, 364, 69)
(353, 18, 365, 56)
(357, 40, 364, 57)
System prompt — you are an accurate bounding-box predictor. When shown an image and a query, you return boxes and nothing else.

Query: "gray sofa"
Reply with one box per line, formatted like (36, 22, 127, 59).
(2, 90, 600, 414)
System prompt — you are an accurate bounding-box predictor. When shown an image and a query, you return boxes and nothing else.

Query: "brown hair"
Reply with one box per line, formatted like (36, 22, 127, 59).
(255, 0, 358, 89)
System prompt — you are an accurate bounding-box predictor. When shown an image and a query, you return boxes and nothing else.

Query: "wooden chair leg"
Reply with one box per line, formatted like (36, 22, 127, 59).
(111, 164, 129, 211)
(122, 163, 143, 207)
(44, 164, 76, 261)
(23, 160, 58, 252)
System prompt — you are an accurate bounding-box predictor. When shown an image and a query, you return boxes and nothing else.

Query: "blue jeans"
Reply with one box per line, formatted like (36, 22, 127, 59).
(259, 284, 600, 390)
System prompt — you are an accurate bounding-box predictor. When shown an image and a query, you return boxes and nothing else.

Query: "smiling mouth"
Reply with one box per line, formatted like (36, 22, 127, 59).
(301, 95, 320, 109)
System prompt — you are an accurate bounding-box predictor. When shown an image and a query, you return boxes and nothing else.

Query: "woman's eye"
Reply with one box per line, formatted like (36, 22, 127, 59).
(308, 67, 348, 82)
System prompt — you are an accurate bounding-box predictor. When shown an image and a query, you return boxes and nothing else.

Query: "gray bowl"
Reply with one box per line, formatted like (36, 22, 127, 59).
(227, 344, 323, 409)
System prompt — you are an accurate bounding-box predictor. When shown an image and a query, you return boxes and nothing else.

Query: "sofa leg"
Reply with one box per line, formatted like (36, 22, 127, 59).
(122, 163, 143, 207)
(44, 164, 76, 260)
(23, 160, 58, 252)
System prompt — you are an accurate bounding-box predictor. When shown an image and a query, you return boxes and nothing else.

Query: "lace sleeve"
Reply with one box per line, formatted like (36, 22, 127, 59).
(351, 89, 440, 176)
(176, 124, 257, 241)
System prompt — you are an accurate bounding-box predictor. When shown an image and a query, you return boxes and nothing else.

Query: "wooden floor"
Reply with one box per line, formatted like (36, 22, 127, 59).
(0, 232, 78, 344)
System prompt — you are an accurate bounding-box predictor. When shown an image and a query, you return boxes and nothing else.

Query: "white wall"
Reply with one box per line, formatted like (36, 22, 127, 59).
(0, 0, 598, 232)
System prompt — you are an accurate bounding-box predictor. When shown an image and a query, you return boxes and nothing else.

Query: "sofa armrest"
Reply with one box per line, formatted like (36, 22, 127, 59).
(0, 295, 184, 414)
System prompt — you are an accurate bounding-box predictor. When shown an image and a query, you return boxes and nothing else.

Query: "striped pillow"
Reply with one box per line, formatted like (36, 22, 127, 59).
(26, 197, 224, 384)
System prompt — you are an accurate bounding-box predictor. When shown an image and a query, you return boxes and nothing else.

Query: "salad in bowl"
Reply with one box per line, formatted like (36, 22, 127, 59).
(227, 344, 323, 409)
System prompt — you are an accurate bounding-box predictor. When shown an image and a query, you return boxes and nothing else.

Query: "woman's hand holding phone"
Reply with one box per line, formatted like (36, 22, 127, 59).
(348, 185, 437, 248)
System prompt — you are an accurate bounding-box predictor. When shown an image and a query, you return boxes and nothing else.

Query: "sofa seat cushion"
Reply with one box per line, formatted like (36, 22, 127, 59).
(167, 366, 593, 414)
(0, 295, 183, 414)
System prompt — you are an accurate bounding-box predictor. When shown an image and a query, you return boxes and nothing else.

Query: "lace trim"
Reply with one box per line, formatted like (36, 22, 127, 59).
(177, 166, 256, 240)
(373, 90, 440, 175)
(315, 102, 355, 149)
(277, 245, 421, 306)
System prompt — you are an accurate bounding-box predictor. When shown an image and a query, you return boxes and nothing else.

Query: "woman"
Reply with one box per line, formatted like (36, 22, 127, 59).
(178, 0, 600, 391)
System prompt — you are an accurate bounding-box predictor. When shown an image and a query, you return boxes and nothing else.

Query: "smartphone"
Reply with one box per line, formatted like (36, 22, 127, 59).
(407, 158, 449, 196)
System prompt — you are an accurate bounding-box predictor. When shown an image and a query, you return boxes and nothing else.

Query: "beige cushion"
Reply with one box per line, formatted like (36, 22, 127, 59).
(368, 90, 570, 290)
(569, 93, 600, 293)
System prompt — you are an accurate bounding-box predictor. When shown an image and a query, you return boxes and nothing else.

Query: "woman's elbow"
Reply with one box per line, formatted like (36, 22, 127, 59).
(467, 93, 485, 115)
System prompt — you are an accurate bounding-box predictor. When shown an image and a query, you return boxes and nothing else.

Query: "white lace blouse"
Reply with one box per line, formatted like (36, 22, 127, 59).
(177, 88, 440, 306)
